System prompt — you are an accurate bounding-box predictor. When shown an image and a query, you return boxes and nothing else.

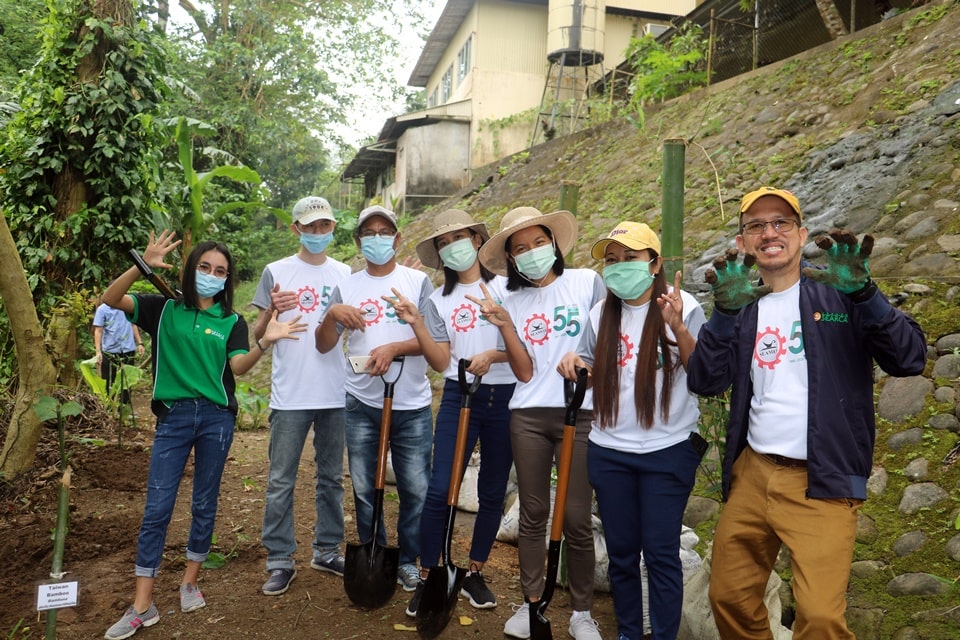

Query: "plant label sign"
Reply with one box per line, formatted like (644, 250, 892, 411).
(37, 580, 78, 611)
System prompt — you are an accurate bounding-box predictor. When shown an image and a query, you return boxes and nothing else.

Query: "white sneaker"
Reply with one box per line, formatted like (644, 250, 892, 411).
(503, 602, 531, 639)
(568, 611, 602, 640)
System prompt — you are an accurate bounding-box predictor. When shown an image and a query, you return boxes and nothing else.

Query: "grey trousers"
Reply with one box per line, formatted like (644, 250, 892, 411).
(510, 407, 596, 611)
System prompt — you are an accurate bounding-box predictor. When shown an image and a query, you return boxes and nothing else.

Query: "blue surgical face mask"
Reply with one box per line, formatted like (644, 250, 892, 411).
(300, 231, 333, 254)
(438, 237, 478, 272)
(195, 270, 226, 299)
(513, 243, 556, 280)
(602, 259, 655, 301)
(360, 235, 396, 266)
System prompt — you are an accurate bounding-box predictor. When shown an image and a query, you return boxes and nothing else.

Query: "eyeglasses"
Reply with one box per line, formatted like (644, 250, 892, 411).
(358, 230, 396, 240)
(741, 219, 798, 236)
(197, 262, 229, 279)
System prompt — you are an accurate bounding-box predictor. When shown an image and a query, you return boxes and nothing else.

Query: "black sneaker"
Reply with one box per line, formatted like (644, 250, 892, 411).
(460, 571, 496, 609)
(261, 568, 296, 595)
(405, 582, 424, 618)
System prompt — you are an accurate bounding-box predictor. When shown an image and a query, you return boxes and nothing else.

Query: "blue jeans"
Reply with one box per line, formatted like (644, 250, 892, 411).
(261, 408, 345, 571)
(344, 393, 432, 566)
(588, 439, 699, 640)
(135, 399, 235, 577)
(420, 380, 514, 566)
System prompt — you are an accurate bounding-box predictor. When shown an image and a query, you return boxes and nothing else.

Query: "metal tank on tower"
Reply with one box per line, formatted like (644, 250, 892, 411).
(532, 0, 606, 146)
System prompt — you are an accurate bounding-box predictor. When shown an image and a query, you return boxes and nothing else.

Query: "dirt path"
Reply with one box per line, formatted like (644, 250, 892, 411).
(0, 407, 616, 639)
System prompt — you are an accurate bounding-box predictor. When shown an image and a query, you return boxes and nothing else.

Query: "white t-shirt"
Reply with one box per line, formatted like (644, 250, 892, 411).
(424, 276, 516, 385)
(500, 268, 606, 410)
(747, 281, 809, 459)
(328, 265, 433, 410)
(253, 254, 351, 410)
(578, 290, 705, 454)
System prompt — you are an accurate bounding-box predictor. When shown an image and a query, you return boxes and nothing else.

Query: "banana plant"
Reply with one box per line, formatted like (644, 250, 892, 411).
(167, 116, 267, 259)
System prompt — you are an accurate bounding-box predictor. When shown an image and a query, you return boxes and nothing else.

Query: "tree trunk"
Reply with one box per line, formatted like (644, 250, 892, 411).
(813, 0, 849, 38)
(0, 209, 57, 478)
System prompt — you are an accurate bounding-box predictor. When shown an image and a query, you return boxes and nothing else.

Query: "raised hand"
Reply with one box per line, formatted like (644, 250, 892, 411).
(263, 310, 308, 343)
(657, 270, 686, 332)
(465, 282, 511, 328)
(704, 249, 772, 312)
(381, 287, 422, 326)
(142, 230, 181, 271)
(801, 228, 874, 294)
(269, 283, 299, 314)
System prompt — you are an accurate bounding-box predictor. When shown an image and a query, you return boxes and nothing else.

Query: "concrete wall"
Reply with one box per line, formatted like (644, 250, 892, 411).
(399, 120, 471, 213)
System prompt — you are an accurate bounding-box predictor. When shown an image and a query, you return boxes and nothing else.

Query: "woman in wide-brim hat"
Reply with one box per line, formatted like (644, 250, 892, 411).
(468, 206, 607, 640)
(388, 209, 516, 613)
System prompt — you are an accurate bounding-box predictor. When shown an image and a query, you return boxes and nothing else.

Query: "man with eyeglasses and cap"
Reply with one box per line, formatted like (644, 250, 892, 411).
(316, 204, 435, 595)
(686, 187, 926, 639)
(253, 196, 352, 596)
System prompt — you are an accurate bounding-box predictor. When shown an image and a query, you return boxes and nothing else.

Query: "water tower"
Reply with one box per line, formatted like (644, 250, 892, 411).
(532, 0, 606, 146)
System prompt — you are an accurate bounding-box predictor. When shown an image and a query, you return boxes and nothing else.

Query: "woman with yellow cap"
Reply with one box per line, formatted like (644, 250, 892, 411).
(558, 221, 706, 640)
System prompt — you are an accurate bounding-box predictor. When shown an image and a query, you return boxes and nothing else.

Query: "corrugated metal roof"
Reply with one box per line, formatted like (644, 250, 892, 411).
(408, 0, 476, 87)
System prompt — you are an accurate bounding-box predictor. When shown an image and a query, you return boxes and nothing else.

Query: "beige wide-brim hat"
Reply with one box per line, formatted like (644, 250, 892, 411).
(478, 206, 578, 276)
(415, 209, 489, 269)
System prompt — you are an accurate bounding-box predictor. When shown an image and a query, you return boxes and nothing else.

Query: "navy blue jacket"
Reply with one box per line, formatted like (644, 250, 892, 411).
(687, 276, 926, 501)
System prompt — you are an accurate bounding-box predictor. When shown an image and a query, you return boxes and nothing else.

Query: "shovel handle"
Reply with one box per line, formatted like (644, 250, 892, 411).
(129, 249, 178, 299)
(457, 358, 483, 403)
(563, 367, 588, 426)
(374, 357, 405, 491)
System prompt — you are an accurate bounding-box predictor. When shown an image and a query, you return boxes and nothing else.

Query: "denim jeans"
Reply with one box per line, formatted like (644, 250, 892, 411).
(344, 393, 432, 567)
(419, 380, 514, 567)
(588, 439, 699, 640)
(261, 408, 345, 571)
(135, 398, 235, 577)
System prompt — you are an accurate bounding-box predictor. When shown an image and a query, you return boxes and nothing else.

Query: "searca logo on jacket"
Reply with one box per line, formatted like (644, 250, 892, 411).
(813, 311, 849, 323)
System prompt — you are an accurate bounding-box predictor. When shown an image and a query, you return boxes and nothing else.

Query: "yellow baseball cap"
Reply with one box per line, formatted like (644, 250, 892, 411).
(590, 221, 661, 260)
(739, 187, 802, 220)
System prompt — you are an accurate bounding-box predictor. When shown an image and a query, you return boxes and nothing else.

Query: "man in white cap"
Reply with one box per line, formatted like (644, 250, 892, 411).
(316, 204, 435, 594)
(253, 196, 352, 596)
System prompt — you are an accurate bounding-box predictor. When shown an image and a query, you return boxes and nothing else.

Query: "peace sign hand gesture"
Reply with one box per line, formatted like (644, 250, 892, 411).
(465, 282, 512, 329)
(381, 287, 423, 327)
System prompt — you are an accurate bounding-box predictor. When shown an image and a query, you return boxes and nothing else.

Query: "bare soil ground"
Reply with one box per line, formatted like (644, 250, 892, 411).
(0, 388, 616, 639)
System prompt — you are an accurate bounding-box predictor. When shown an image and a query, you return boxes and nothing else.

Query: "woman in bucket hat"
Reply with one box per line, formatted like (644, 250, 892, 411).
(559, 221, 706, 640)
(387, 209, 516, 615)
(466, 206, 606, 640)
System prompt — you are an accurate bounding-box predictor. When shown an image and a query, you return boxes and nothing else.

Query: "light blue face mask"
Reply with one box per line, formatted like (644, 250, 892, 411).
(438, 237, 478, 272)
(602, 259, 655, 301)
(360, 235, 396, 265)
(513, 243, 556, 280)
(300, 231, 333, 254)
(195, 270, 226, 299)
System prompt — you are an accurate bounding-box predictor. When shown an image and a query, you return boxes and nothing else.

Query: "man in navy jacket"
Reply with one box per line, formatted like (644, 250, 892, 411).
(687, 187, 926, 640)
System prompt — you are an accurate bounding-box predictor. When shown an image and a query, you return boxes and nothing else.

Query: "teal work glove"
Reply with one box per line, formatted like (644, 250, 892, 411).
(801, 229, 874, 295)
(704, 248, 773, 313)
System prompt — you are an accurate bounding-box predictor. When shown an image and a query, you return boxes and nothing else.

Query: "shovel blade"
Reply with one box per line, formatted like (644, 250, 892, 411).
(530, 601, 553, 640)
(343, 540, 400, 608)
(415, 564, 467, 638)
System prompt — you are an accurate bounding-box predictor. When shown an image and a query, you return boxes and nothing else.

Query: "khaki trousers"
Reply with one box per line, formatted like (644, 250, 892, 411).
(709, 447, 860, 640)
(510, 407, 596, 612)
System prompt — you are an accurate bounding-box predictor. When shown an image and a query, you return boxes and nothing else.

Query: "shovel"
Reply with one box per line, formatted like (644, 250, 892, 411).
(343, 357, 405, 608)
(530, 367, 588, 640)
(416, 359, 483, 638)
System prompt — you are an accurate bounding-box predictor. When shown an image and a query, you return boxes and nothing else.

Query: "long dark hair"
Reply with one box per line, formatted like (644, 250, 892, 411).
(440, 230, 496, 295)
(180, 240, 236, 316)
(592, 256, 677, 429)
(504, 225, 566, 291)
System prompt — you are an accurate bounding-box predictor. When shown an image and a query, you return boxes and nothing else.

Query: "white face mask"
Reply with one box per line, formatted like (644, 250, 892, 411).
(438, 237, 478, 272)
(513, 244, 556, 280)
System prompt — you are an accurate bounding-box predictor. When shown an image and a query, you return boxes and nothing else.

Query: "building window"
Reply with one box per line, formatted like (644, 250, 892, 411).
(457, 35, 472, 83)
(441, 65, 453, 103)
(428, 87, 438, 108)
